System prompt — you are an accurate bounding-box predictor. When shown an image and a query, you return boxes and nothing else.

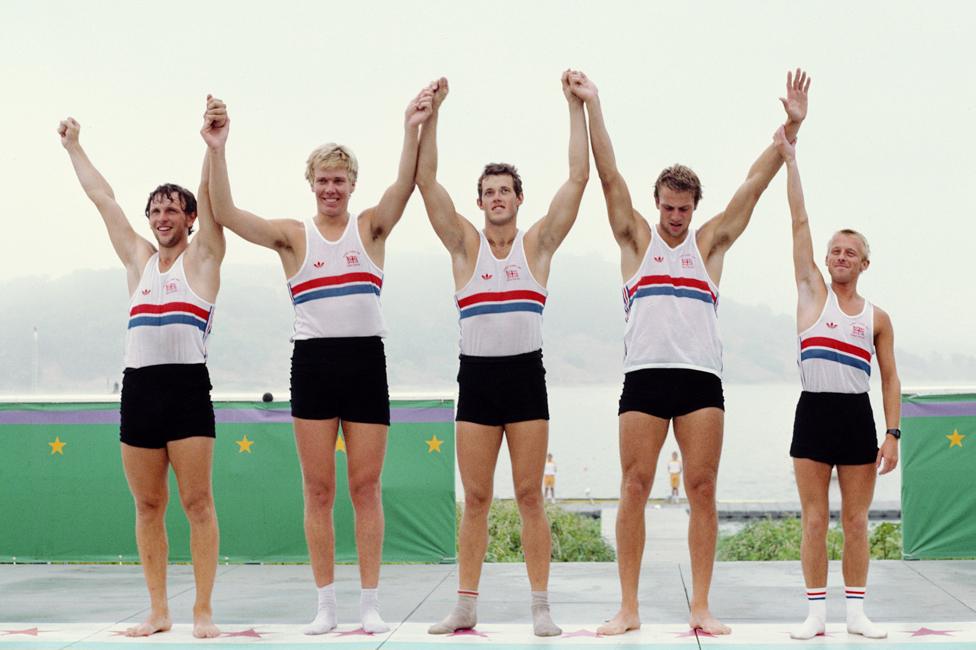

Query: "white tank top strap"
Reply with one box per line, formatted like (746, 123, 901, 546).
(123, 252, 215, 368)
(621, 226, 723, 376)
(288, 214, 387, 340)
(454, 230, 547, 356)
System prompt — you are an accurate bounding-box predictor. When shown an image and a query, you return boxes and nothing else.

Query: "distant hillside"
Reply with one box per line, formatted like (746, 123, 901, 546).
(1, 254, 971, 394)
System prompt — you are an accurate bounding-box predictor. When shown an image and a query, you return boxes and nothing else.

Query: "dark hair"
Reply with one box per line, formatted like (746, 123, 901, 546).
(144, 184, 197, 235)
(477, 162, 523, 199)
(654, 164, 703, 207)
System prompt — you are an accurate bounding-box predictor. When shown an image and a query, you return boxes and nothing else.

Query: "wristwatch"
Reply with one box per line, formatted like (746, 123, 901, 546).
(885, 428, 901, 440)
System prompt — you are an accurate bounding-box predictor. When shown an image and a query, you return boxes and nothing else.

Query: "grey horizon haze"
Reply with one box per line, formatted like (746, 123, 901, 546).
(2, 1, 973, 389)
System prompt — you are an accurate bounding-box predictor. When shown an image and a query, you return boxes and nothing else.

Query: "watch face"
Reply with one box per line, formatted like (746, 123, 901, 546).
(887, 428, 901, 439)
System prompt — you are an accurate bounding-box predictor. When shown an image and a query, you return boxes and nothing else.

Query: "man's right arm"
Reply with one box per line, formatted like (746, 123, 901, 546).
(58, 118, 153, 271)
(572, 74, 648, 255)
(202, 97, 295, 252)
(415, 78, 477, 265)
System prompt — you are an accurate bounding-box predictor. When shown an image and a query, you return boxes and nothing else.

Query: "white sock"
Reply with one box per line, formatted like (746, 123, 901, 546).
(790, 586, 826, 640)
(428, 590, 478, 634)
(360, 588, 389, 634)
(846, 586, 886, 638)
(303, 583, 337, 635)
(531, 591, 561, 637)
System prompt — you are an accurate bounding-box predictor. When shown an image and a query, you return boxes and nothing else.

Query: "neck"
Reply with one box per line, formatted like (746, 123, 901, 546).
(483, 221, 517, 248)
(830, 280, 860, 301)
(656, 223, 690, 247)
(157, 241, 188, 268)
(315, 210, 350, 226)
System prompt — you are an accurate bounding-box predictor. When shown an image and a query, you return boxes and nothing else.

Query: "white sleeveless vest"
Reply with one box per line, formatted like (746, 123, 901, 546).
(124, 253, 214, 368)
(798, 288, 874, 393)
(622, 226, 722, 376)
(287, 216, 386, 340)
(455, 230, 546, 356)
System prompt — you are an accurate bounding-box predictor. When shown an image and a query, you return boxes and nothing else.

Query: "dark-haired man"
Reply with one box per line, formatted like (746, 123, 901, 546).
(59, 114, 225, 639)
(570, 70, 810, 635)
(416, 73, 588, 637)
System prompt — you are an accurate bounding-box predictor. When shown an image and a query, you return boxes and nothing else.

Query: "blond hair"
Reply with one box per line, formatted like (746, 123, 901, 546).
(304, 143, 359, 185)
(830, 229, 871, 261)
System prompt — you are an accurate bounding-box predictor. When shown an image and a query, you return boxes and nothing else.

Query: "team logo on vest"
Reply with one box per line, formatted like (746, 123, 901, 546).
(164, 279, 182, 295)
(481, 273, 493, 280)
(313, 260, 325, 269)
(826, 321, 838, 329)
(344, 250, 361, 267)
(141, 289, 151, 296)
(653, 255, 664, 263)
(504, 265, 521, 281)
(680, 255, 695, 269)
(851, 323, 867, 338)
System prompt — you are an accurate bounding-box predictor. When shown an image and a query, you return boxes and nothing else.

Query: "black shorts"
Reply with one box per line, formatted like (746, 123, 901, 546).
(790, 391, 878, 465)
(618, 368, 725, 419)
(290, 337, 390, 425)
(456, 350, 549, 426)
(120, 364, 215, 449)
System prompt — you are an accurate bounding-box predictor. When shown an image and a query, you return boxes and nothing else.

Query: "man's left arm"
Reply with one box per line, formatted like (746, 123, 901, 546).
(875, 307, 901, 475)
(699, 69, 810, 264)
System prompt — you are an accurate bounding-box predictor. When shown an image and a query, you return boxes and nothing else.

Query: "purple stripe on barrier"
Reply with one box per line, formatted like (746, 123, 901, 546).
(903, 401, 976, 418)
(0, 406, 454, 425)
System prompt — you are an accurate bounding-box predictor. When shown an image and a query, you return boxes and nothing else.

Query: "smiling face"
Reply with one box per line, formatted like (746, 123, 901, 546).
(477, 173, 523, 226)
(311, 165, 354, 218)
(146, 192, 195, 249)
(825, 231, 870, 284)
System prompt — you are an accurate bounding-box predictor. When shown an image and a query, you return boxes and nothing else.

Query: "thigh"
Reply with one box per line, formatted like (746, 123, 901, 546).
(342, 421, 388, 485)
(793, 457, 832, 512)
(167, 436, 215, 497)
(294, 417, 340, 485)
(619, 411, 670, 478)
(672, 407, 724, 484)
(836, 463, 877, 515)
(456, 421, 505, 495)
(121, 443, 171, 501)
(505, 420, 549, 487)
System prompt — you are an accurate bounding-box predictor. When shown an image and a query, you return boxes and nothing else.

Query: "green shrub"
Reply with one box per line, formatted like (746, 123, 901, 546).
(455, 500, 615, 562)
(717, 518, 903, 561)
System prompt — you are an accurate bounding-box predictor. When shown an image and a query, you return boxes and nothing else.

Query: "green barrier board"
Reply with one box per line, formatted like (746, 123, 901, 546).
(901, 393, 976, 559)
(0, 399, 455, 563)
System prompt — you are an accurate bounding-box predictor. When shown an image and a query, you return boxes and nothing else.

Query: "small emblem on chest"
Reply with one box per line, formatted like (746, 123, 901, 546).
(164, 279, 182, 295)
(504, 265, 521, 281)
(850, 323, 866, 338)
(680, 255, 695, 269)
(481, 273, 493, 280)
(653, 255, 664, 263)
(826, 321, 838, 329)
(313, 260, 325, 269)
(141, 289, 151, 296)
(344, 251, 361, 267)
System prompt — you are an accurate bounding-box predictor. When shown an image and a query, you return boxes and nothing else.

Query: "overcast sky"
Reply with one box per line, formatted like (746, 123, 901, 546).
(2, 1, 973, 359)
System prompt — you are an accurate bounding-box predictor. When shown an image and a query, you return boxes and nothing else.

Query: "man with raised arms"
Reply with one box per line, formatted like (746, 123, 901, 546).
(204, 85, 433, 635)
(773, 127, 900, 640)
(570, 69, 810, 635)
(59, 109, 225, 638)
(416, 72, 589, 637)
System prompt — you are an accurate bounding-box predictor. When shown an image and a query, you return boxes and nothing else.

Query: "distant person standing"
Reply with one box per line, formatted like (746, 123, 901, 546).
(58, 111, 225, 639)
(773, 127, 900, 641)
(543, 453, 557, 503)
(667, 452, 682, 503)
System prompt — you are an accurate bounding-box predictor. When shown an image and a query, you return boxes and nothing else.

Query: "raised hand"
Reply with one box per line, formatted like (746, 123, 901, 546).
(431, 77, 449, 111)
(58, 117, 81, 149)
(772, 125, 796, 162)
(406, 85, 436, 128)
(568, 71, 598, 103)
(200, 94, 229, 149)
(779, 68, 811, 125)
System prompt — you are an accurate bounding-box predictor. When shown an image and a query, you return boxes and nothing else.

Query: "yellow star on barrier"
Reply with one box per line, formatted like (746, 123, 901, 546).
(235, 434, 254, 453)
(335, 435, 346, 453)
(48, 436, 66, 455)
(425, 434, 443, 453)
(946, 430, 965, 448)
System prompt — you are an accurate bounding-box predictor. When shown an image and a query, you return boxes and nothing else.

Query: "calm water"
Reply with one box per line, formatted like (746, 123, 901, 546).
(476, 382, 901, 503)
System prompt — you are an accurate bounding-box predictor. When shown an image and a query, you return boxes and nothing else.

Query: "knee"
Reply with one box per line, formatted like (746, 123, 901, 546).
(180, 491, 215, 525)
(133, 493, 167, 520)
(685, 474, 717, 504)
(620, 471, 653, 501)
(463, 489, 493, 516)
(514, 483, 543, 511)
(348, 475, 382, 509)
(842, 511, 869, 539)
(802, 511, 830, 539)
(303, 479, 336, 510)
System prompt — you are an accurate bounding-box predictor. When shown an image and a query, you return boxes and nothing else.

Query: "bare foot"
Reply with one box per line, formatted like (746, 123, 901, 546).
(125, 613, 172, 637)
(689, 608, 731, 635)
(596, 610, 641, 636)
(193, 613, 221, 638)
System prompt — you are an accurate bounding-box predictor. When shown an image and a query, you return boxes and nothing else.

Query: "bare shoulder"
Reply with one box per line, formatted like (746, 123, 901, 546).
(873, 304, 893, 331)
(273, 217, 306, 249)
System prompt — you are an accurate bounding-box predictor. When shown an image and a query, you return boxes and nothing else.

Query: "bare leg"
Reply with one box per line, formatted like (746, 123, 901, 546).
(598, 411, 668, 636)
(168, 436, 220, 638)
(791, 458, 832, 639)
(343, 421, 389, 632)
(674, 407, 730, 635)
(506, 420, 560, 636)
(837, 463, 885, 638)
(120, 444, 173, 637)
(428, 422, 503, 634)
(294, 417, 339, 634)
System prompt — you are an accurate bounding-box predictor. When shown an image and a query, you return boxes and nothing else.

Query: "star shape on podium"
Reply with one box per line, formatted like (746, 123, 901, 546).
(906, 626, 958, 637)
